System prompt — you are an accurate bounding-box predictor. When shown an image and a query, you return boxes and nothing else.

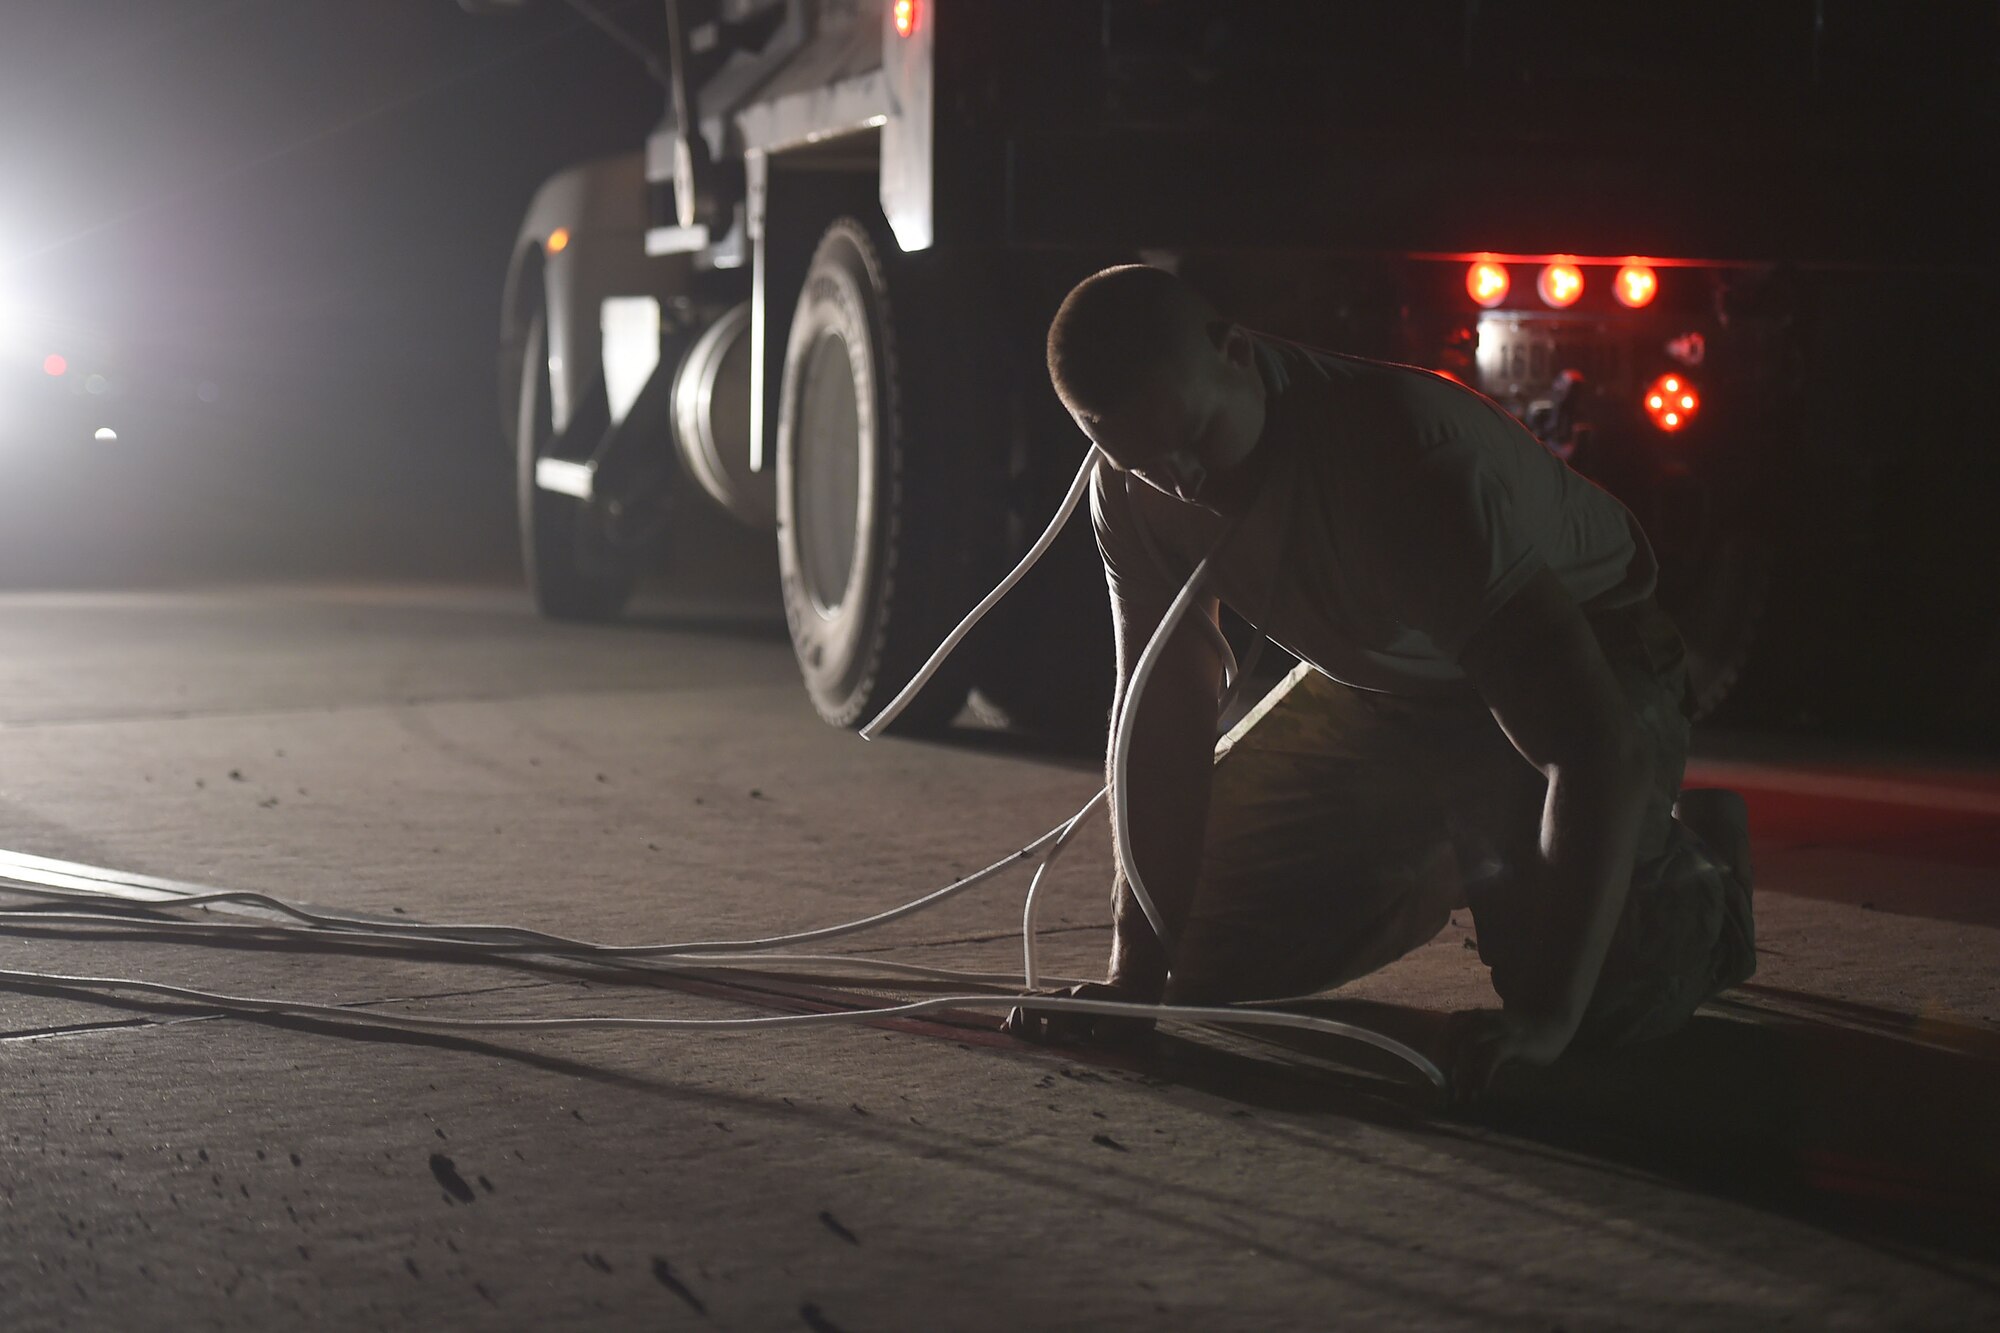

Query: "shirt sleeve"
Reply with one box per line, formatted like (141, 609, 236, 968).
(1089, 456, 1178, 612)
(1348, 414, 1545, 660)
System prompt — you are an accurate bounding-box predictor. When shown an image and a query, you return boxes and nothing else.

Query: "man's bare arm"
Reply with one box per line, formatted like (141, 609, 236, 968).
(1103, 583, 1226, 998)
(1458, 567, 1654, 1052)
(1001, 578, 1223, 1043)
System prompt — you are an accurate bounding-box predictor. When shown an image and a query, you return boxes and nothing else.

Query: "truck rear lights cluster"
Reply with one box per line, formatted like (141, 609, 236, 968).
(893, 0, 918, 38)
(1645, 374, 1699, 431)
(1461, 257, 1662, 310)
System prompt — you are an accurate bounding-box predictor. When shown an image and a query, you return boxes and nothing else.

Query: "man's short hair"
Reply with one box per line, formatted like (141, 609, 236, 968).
(1046, 265, 1216, 421)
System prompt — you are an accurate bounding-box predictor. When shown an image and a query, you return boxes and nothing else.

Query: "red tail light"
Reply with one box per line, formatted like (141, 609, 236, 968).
(1644, 374, 1699, 431)
(1465, 260, 1510, 308)
(1537, 261, 1584, 308)
(893, 0, 918, 38)
(1615, 263, 1658, 308)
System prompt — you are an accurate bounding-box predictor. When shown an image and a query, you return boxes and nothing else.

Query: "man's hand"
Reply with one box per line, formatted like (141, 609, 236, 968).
(1445, 1007, 1576, 1103)
(1001, 981, 1159, 1049)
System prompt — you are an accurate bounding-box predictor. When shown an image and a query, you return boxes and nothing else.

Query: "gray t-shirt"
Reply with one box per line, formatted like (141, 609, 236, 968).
(1091, 335, 1658, 696)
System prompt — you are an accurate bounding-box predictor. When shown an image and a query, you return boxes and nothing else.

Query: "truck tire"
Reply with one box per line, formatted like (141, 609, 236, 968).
(965, 556, 1116, 750)
(775, 219, 1002, 732)
(1669, 526, 1770, 721)
(965, 407, 1117, 748)
(516, 308, 639, 621)
(1624, 458, 1772, 722)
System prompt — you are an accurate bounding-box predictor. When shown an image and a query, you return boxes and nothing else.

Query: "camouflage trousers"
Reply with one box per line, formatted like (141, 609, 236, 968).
(1164, 600, 1757, 1051)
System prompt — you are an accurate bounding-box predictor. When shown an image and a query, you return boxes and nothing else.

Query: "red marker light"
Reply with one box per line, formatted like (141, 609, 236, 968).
(43, 353, 67, 377)
(1615, 263, 1658, 308)
(893, 0, 918, 38)
(1538, 261, 1584, 308)
(1465, 260, 1510, 308)
(1644, 373, 1698, 432)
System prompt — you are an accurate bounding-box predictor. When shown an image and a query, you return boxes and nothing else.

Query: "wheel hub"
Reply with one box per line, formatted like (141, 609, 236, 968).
(795, 330, 863, 617)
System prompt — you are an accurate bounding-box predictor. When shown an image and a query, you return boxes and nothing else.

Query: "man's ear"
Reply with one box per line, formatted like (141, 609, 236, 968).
(1217, 323, 1255, 370)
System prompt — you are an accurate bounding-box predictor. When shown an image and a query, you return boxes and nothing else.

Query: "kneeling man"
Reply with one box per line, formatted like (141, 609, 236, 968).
(1008, 265, 1755, 1095)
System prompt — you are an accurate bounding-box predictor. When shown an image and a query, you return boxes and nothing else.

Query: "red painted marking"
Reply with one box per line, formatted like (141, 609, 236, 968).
(1685, 762, 2000, 869)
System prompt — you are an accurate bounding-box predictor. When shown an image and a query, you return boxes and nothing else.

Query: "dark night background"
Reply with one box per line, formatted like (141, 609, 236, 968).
(0, 0, 662, 584)
(2, 1, 1995, 744)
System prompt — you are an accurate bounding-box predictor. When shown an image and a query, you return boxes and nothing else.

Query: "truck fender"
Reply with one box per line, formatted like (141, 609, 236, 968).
(499, 152, 671, 449)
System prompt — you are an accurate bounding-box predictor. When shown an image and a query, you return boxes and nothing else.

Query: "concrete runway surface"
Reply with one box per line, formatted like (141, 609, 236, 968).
(0, 583, 1995, 1331)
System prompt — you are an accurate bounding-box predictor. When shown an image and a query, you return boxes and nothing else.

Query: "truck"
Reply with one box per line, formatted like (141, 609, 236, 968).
(467, 0, 1997, 739)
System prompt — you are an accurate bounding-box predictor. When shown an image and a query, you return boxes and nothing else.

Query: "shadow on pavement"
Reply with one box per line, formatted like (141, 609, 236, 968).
(12, 910, 1995, 1283)
(1483, 989, 2000, 1251)
(1161, 987, 2000, 1277)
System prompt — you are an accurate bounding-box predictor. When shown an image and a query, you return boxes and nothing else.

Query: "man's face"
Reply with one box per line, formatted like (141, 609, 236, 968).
(1073, 324, 1268, 515)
